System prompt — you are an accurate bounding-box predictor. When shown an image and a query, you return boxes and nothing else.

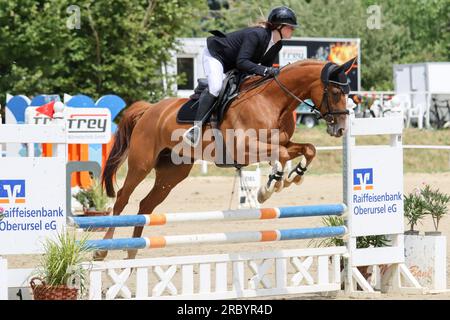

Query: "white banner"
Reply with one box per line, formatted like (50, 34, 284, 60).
(0, 158, 66, 255)
(279, 46, 308, 67)
(349, 146, 404, 236)
(26, 107, 112, 144)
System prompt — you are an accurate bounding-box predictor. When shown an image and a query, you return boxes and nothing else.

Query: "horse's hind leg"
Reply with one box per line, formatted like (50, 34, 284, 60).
(126, 158, 194, 260)
(93, 154, 157, 261)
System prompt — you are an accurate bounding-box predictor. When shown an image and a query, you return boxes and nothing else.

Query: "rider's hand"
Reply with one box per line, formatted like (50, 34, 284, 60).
(264, 67, 280, 77)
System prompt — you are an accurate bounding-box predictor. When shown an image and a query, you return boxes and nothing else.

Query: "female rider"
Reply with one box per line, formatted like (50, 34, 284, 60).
(183, 6, 298, 146)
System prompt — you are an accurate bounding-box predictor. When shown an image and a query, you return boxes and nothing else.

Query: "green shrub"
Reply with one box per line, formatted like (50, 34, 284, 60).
(420, 184, 450, 231)
(34, 231, 90, 295)
(403, 191, 427, 231)
(73, 179, 109, 211)
(311, 216, 390, 248)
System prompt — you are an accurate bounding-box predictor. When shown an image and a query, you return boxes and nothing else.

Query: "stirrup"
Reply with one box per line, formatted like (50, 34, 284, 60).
(183, 126, 201, 147)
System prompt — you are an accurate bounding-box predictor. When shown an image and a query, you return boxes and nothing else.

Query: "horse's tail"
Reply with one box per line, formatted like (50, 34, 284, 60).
(102, 101, 151, 197)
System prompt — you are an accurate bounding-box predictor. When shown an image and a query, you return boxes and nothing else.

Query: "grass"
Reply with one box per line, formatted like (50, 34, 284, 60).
(116, 123, 450, 179)
(33, 231, 90, 295)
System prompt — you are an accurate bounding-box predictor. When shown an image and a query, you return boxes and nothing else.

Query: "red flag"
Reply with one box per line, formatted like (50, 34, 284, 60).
(36, 100, 56, 118)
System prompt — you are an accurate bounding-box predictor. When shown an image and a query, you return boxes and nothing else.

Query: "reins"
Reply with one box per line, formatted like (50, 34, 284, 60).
(272, 75, 322, 119)
(235, 62, 349, 124)
(272, 70, 350, 123)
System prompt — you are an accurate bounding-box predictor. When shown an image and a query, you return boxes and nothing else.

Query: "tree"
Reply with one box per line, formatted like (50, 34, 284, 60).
(0, 0, 207, 105)
(182, 0, 449, 90)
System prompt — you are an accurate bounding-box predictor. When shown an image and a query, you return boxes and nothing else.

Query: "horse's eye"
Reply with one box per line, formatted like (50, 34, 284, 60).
(331, 88, 340, 95)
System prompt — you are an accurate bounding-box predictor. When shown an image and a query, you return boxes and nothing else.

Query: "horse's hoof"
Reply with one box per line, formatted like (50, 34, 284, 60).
(257, 187, 271, 203)
(274, 180, 284, 192)
(93, 250, 108, 261)
(283, 180, 293, 188)
(294, 175, 304, 185)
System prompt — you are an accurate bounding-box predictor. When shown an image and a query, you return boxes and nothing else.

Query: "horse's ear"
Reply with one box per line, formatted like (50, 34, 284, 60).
(331, 57, 357, 76)
(341, 57, 357, 74)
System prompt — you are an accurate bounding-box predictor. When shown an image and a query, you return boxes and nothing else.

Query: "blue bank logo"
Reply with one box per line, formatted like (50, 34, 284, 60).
(0, 180, 26, 204)
(353, 168, 373, 191)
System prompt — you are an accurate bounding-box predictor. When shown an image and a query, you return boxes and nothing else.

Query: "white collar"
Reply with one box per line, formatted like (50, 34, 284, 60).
(265, 32, 275, 54)
(269, 31, 275, 45)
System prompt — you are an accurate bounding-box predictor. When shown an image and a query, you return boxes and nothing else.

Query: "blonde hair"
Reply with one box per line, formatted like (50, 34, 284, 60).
(250, 19, 270, 28)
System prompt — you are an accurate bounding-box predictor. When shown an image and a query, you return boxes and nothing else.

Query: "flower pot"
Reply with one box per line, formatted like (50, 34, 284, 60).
(424, 231, 442, 236)
(404, 230, 420, 235)
(30, 277, 78, 300)
(82, 208, 111, 231)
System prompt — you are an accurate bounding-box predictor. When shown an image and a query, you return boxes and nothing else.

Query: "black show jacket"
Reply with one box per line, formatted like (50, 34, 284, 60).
(206, 26, 282, 76)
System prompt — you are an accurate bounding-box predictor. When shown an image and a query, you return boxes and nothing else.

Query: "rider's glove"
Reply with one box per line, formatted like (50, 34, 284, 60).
(264, 67, 280, 77)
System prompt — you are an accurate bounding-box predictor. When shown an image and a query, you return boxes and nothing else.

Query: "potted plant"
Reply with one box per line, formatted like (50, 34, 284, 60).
(73, 178, 111, 231)
(420, 184, 450, 236)
(404, 184, 449, 290)
(30, 231, 90, 300)
(312, 216, 389, 281)
(403, 190, 427, 235)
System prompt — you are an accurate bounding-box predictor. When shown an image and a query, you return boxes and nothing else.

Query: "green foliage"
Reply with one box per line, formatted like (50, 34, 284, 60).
(189, 0, 450, 90)
(34, 231, 90, 295)
(73, 179, 109, 211)
(0, 0, 207, 104)
(312, 216, 389, 248)
(1, 1, 448, 102)
(314, 216, 345, 247)
(420, 184, 450, 231)
(357, 234, 390, 248)
(403, 191, 427, 231)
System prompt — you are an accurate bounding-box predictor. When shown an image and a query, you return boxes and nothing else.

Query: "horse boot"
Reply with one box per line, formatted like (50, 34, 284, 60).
(183, 89, 217, 147)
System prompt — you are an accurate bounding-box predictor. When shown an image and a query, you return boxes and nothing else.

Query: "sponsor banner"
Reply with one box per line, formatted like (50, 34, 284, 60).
(350, 146, 404, 236)
(0, 158, 66, 255)
(26, 107, 112, 144)
(279, 46, 308, 66)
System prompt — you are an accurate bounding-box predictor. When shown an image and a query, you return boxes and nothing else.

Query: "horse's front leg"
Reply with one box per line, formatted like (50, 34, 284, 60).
(283, 142, 316, 189)
(252, 144, 290, 203)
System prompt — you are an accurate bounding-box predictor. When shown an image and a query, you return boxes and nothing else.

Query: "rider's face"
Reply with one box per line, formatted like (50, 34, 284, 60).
(281, 25, 295, 39)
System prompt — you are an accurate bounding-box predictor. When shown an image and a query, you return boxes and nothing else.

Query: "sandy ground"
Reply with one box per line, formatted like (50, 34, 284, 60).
(8, 172, 450, 299)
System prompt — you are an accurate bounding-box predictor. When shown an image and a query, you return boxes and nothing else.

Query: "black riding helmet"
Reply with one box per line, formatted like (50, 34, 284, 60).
(268, 6, 298, 28)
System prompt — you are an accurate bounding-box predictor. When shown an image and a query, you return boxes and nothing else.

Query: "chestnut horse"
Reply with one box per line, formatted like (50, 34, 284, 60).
(97, 58, 355, 260)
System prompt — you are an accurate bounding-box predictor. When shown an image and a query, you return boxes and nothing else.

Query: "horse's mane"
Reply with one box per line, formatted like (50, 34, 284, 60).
(283, 59, 325, 70)
(240, 59, 325, 91)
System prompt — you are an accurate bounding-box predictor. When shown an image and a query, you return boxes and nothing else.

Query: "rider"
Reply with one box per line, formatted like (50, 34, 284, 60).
(183, 6, 298, 146)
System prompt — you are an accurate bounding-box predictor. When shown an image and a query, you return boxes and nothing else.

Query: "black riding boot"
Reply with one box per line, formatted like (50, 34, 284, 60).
(183, 90, 217, 146)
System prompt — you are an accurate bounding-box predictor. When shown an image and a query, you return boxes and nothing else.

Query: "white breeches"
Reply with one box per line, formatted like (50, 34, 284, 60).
(202, 48, 225, 97)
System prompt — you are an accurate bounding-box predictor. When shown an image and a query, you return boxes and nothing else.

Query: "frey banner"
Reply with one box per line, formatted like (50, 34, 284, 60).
(26, 107, 112, 144)
(0, 158, 66, 255)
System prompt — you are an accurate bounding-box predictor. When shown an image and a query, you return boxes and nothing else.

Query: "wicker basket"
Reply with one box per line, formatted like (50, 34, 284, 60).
(30, 277, 78, 300)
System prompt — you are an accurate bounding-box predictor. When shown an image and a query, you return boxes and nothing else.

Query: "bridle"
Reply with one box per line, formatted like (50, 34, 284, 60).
(272, 69, 350, 124)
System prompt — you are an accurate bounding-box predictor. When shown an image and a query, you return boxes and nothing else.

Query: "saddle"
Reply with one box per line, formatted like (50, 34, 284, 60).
(176, 69, 245, 125)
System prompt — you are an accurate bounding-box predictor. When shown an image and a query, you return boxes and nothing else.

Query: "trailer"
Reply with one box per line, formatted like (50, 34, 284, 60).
(393, 62, 450, 129)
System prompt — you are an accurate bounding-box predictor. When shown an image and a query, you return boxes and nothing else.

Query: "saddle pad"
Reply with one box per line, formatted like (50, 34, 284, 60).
(176, 99, 205, 124)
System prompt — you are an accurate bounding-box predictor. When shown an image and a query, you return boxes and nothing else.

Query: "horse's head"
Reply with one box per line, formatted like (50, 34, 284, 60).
(310, 57, 356, 137)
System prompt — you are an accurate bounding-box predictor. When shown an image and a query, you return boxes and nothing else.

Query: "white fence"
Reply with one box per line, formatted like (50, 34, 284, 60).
(351, 91, 450, 129)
